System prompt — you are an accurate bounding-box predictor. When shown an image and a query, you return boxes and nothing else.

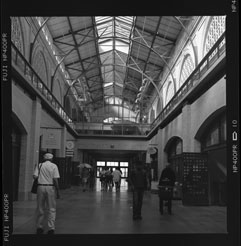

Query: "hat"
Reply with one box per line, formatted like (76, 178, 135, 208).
(44, 153, 53, 160)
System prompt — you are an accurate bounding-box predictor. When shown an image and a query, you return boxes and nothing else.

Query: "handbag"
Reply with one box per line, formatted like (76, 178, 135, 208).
(31, 163, 42, 194)
(31, 179, 38, 194)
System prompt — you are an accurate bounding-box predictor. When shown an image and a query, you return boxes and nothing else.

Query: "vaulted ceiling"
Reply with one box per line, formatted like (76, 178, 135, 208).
(44, 16, 190, 121)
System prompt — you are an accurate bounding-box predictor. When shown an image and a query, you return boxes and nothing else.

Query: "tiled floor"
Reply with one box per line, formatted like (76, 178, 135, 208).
(13, 181, 227, 234)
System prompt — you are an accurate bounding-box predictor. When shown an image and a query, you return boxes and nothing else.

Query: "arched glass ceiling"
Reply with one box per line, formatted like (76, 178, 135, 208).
(44, 16, 188, 122)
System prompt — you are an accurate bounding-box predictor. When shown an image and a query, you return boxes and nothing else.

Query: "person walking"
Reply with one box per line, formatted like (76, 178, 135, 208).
(99, 167, 107, 190)
(112, 167, 122, 191)
(105, 167, 113, 190)
(158, 163, 176, 215)
(129, 161, 148, 220)
(88, 168, 95, 191)
(33, 153, 60, 235)
(81, 166, 90, 192)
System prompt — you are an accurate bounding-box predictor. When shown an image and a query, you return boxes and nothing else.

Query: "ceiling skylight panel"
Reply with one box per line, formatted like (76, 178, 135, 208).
(115, 40, 129, 54)
(95, 16, 112, 24)
(103, 82, 113, 88)
(99, 40, 113, 53)
(97, 23, 113, 38)
(116, 16, 133, 25)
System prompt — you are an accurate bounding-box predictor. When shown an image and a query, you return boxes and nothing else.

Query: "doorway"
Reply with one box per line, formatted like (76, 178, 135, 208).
(96, 161, 129, 190)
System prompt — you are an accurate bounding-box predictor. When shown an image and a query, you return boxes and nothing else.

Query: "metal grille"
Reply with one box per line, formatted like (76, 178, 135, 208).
(170, 152, 209, 205)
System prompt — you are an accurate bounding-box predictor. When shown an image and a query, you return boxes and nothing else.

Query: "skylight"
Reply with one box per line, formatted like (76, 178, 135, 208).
(95, 16, 135, 108)
(95, 16, 134, 55)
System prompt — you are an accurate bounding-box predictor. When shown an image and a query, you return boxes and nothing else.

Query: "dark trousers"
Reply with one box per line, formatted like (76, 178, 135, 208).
(133, 188, 144, 218)
(159, 198, 172, 214)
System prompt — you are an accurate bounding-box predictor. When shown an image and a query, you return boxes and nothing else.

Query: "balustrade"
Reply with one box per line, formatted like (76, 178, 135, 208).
(11, 43, 74, 128)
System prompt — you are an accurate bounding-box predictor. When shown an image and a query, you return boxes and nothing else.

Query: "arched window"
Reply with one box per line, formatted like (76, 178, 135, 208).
(167, 138, 183, 161)
(201, 113, 226, 150)
(150, 108, 155, 123)
(11, 17, 24, 54)
(179, 54, 195, 87)
(165, 81, 174, 106)
(204, 16, 226, 56)
(64, 97, 71, 117)
(32, 51, 49, 86)
(156, 97, 162, 116)
(165, 137, 183, 184)
(53, 79, 62, 105)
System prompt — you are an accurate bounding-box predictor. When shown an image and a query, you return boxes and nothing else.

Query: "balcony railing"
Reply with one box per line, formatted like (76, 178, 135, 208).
(74, 121, 150, 136)
(151, 33, 226, 130)
(11, 43, 74, 129)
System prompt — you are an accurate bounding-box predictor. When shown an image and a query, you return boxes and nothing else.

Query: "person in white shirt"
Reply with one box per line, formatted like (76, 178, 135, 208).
(33, 153, 60, 234)
(112, 167, 122, 191)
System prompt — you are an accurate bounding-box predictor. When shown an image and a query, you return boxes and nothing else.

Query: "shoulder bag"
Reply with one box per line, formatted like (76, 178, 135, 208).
(31, 163, 42, 194)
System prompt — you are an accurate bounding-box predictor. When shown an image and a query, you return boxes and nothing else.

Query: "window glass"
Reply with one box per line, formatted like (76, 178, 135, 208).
(165, 81, 174, 106)
(179, 55, 195, 87)
(11, 17, 24, 54)
(176, 140, 183, 155)
(210, 127, 219, 146)
(202, 114, 226, 149)
(205, 16, 226, 55)
(97, 161, 105, 166)
(220, 115, 227, 142)
(120, 162, 128, 167)
(107, 161, 118, 166)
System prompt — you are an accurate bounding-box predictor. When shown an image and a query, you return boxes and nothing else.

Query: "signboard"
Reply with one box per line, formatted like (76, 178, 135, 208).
(66, 141, 75, 150)
(66, 141, 74, 157)
(42, 129, 61, 149)
(65, 149, 74, 157)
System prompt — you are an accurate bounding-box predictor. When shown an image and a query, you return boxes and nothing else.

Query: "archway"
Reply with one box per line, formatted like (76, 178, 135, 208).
(195, 107, 226, 205)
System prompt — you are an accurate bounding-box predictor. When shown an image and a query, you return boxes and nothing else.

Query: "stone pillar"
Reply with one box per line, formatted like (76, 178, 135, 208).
(60, 125, 67, 157)
(158, 128, 167, 172)
(23, 98, 41, 200)
(182, 103, 192, 152)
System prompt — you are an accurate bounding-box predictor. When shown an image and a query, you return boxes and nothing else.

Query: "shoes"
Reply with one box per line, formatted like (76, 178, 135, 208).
(47, 230, 55, 235)
(36, 228, 44, 234)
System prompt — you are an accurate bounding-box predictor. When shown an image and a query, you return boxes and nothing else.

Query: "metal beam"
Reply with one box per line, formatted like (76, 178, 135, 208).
(134, 23, 176, 44)
(53, 24, 93, 41)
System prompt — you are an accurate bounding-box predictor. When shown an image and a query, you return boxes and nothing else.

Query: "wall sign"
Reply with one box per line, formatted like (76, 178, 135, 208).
(42, 128, 61, 149)
(66, 141, 75, 150)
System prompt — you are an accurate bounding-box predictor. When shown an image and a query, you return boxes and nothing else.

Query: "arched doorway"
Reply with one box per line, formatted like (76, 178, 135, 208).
(164, 136, 183, 190)
(196, 109, 227, 205)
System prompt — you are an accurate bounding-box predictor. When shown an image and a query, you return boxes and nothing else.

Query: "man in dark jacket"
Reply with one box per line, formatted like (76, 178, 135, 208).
(158, 163, 176, 215)
(129, 161, 148, 220)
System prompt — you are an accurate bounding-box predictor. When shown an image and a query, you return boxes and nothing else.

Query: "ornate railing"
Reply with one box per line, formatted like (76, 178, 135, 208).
(74, 121, 150, 136)
(151, 33, 226, 130)
(11, 43, 74, 129)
